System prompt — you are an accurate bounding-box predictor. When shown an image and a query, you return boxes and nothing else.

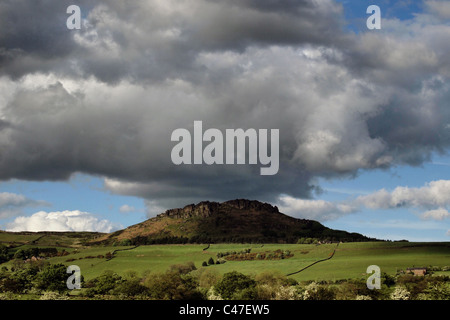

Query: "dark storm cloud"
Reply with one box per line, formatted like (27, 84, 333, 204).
(1, 0, 450, 211)
(0, 0, 92, 78)
(0, 0, 347, 83)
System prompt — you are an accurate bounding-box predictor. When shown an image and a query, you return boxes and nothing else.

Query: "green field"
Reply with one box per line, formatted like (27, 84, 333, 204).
(3, 240, 445, 282)
(0, 230, 448, 283)
(107, 242, 450, 282)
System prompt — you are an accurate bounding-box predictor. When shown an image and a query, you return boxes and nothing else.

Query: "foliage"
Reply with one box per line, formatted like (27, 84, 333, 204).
(418, 281, 450, 300)
(214, 271, 256, 299)
(13, 247, 59, 260)
(194, 268, 221, 288)
(168, 262, 197, 275)
(143, 271, 204, 300)
(297, 238, 318, 244)
(0, 239, 448, 300)
(217, 248, 293, 261)
(390, 286, 411, 300)
(0, 245, 13, 264)
(112, 277, 148, 297)
(302, 282, 336, 300)
(34, 263, 68, 293)
(3, 264, 41, 293)
(40, 291, 70, 300)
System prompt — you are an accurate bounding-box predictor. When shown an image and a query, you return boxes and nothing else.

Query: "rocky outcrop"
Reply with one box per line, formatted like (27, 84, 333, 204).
(224, 199, 279, 213)
(158, 201, 218, 219)
(157, 199, 279, 219)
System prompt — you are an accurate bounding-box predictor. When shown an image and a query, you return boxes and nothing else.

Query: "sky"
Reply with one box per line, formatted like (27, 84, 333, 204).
(0, 0, 450, 241)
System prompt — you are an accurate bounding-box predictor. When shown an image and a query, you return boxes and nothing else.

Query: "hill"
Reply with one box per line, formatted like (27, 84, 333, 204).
(99, 199, 375, 245)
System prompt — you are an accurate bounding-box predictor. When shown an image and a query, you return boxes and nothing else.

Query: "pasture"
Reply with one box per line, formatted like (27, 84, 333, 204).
(0, 232, 448, 283)
(38, 241, 450, 281)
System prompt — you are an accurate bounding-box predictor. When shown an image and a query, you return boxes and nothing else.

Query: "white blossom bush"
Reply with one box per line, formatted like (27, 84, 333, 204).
(207, 287, 222, 300)
(302, 282, 319, 300)
(255, 284, 301, 300)
(0, 292, 18, 300)
(390, 286, 410, 300)
(39, 291, 70, 300)
(274, 285, 300, 300)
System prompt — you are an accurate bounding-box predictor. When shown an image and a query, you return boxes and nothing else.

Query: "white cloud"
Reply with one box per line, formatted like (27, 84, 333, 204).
(119, 204, 135, 213)
(0, 192, 49, 219)
(426, 0, 450, 19)
(422, 208, 450, 220)
(276, 195, 357, 221)
(355, 180, 450, 210)
(278, 180, 450, 223)
(6, 210, 119, 233)
(144, 200, 168, 218)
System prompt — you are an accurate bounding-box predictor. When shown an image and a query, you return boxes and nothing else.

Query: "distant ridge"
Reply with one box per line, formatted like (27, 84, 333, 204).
(158, 199, 280, 219)
(99, 199, 376, 245)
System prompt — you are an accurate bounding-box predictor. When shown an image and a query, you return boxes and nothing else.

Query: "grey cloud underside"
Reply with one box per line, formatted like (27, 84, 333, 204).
(0, 0, 346, 82)
(1, 0, 450, 209)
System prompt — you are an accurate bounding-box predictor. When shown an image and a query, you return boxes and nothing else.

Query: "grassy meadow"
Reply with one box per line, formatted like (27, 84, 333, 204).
(3, 239, 446, 282)
(0, 232, 449, 300)
(94, 242, 450, 282)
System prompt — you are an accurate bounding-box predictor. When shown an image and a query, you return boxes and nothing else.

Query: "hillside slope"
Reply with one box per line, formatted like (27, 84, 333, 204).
(99, 199, 374, 244)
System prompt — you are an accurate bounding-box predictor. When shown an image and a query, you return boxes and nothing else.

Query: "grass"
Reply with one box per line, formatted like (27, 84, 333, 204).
(1, 234, 448, 283)
(55, 242, 450, 281)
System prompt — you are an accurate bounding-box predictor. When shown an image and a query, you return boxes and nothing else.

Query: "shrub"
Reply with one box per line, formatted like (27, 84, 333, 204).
(207, 287, 222, 300)
(232, 286, 258, 300)
(390, 286, 410, 300)
(34, 264, 68, 293)
(0, 292, 18, 300)
(113, 278, 148, 297)
(168, 262, 197, 275)
(143, 271, 204, 300)
(214, 271, 256, 299)
(120, 239, 132, 246)
(419, 282, 450, 300)
(40, 291, 70, 300)
(207, 257, 215, 265)
(195, 268, 221, 288)
(90, 270, 123, 295)
(302, 282, 336, 300)
(255, 271, 288, 286)
(3, 266, 40, 293)
(105, 252, 113, 260)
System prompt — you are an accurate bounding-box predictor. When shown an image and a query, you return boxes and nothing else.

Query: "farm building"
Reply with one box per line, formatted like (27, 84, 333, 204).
(406, 267, 427, 276)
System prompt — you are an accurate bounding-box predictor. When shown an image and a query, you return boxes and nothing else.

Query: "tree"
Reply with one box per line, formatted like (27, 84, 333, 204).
(214, 271, 256, 299)
(13, 249, 25, 260)
(113, 277, 148, 297)
(92, 270, 123, 294)
(0, 245, 11, 264)
(207, 257, 215, 265)
(144, 271, 203, 300)
(34, 263, 68, 293)
(302, 282, 336, 300)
